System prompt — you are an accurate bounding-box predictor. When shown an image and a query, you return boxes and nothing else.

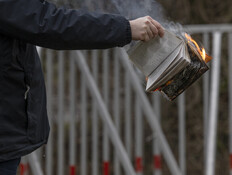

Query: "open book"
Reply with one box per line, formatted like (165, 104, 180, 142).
(128, 30, 191, 92)
(128, 30, 209, 100)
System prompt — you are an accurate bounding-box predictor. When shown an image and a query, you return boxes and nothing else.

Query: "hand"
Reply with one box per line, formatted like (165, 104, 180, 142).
(129, 16, 164, 42)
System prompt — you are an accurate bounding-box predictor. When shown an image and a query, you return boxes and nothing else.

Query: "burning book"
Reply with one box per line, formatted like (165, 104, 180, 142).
(128, 30, 212, 101)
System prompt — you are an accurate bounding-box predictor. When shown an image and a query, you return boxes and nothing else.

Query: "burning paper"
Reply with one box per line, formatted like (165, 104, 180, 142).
(128, 30, 212, 101)
(185, 33, 212, 63)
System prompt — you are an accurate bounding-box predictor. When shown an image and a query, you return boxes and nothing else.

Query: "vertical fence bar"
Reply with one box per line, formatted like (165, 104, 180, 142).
(114, 49, 120, 175)
(36, 47, 42, 56)
(81, 52, 88, 175)
(46, 49, 53, 175)
(125, 70, 132, 159)
(135, 95, 143, 175)
(28, 152, 44, 175)
(92, 50, 99, 175)
(75, 50, 136, 175)
(58, 51, 65, 175)
(119, 49, 182, 175)
(205, 32, 222, 175)
(103, 50, 110, 175)
(69, 53, 76, 175)
(203, 33, 210, 162)
(153, 93, 162, 175)
(228, 33, 232, 175)
(178, 93, 186, 175)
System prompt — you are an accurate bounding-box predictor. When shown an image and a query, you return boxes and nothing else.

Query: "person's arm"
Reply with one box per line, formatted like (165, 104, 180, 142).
(0, 0, 132, 50)
(0, 0, 164, 50)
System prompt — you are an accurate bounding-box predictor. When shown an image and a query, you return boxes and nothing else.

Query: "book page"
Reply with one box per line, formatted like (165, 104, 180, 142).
(128, 30, 183, 76)
(184, 44, 191, 62)
(146, 44, 191, 91)
(149, 58, 189, 91)
(146, 43, 183, 90)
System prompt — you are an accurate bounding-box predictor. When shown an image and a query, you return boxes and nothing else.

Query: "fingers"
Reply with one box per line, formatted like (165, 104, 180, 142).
(142, 17, 158, 41)
(148, 16, 164, 37)
(147, 21, 158, 38)
(146, 25, 154, 39)
(129, 16, 165, 42)
(142, 16, 164, 41)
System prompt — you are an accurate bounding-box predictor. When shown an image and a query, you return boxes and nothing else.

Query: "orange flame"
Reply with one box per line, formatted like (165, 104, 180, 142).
(185, 33, 212, 63)
(202, 48, 206, 61)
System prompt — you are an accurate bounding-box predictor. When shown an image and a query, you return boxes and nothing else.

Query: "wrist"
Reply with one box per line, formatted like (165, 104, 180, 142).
(129, 20, 137, 40)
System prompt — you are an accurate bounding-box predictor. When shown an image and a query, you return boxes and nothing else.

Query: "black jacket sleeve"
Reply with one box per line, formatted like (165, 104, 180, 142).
(0, 0, 132, 50)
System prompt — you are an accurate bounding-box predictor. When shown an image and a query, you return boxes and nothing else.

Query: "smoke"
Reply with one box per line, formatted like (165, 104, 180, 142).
(59, 0, 166, 24)
(57, 0, 185, 35)
(82, 0, 184, 34)
(109, 0, 165, 22)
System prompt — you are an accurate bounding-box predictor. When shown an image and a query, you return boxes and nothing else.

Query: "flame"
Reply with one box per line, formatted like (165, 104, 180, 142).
(202, 48, 206, 61)
(185, 33, 212, 63)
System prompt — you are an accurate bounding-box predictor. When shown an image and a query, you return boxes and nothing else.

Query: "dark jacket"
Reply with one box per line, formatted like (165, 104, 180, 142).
(0, 0, 131, 161)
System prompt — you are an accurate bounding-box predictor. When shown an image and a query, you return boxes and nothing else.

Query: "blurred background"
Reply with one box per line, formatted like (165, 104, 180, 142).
(18, 0, 232, 175)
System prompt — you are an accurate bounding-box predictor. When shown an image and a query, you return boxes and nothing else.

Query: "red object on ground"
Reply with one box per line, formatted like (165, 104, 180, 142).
(70, 165, 76, 175)
(135, 157, 143, 172)
(20, 163, 28, 175)
(103, 162, 109, 175)
(154, 155, 162, 169)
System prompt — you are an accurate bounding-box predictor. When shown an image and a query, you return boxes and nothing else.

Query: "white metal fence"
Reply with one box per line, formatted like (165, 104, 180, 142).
(18, 24, 232, 175)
